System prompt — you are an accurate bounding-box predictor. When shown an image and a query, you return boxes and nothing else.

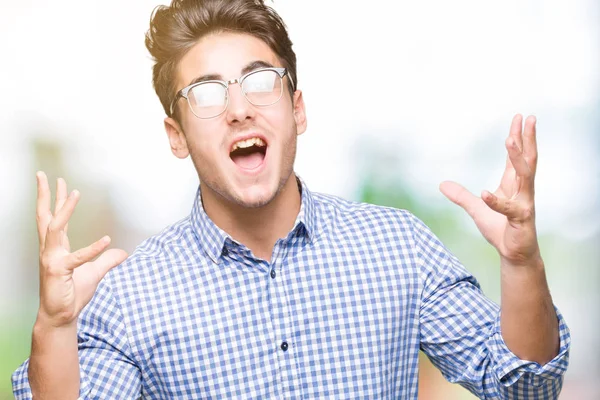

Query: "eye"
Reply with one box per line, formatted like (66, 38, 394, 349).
(242, 70, 283, 106)
(243, 70, 278, 93)
(189, 83, 227, 107)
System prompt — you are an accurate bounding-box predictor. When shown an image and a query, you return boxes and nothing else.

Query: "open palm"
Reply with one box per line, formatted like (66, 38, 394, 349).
(36, 173, 128, 327)
(439, 114, 540, 266)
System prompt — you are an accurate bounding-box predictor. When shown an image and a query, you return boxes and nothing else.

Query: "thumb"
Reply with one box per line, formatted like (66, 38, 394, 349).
(92, 248, 129, 280)
(72, 248, 129, 313)
(439, 180, 479, 219)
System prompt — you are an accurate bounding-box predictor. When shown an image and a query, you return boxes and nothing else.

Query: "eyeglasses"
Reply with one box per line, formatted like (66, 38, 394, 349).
(169, 67, 288, 119)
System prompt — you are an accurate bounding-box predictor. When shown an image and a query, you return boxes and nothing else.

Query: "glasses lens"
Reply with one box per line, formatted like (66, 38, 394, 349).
(242, 70, 283, 106)
(188, 82, 228, 118)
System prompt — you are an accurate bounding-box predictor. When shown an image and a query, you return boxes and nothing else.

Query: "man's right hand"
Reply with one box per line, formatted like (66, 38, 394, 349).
(35, 171, 128, 328)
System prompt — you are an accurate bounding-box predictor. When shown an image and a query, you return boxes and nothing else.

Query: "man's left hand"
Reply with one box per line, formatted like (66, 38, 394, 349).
(440, 114, 541, 267)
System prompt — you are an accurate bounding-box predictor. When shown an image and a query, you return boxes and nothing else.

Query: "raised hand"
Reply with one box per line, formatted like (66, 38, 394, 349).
(439, 114, 541, 266)
(35, 172, 128, 328)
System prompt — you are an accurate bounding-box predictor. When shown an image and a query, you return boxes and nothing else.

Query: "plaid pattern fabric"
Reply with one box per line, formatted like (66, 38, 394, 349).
(13, 177, 570, 399)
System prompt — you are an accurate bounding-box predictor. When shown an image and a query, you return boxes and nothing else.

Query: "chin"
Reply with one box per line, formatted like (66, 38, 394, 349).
(237, 197, 272, 209)
(226, 180, 280, 209)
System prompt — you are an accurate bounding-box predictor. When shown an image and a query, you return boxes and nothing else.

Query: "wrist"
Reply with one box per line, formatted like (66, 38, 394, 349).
(500, 255, 549, 296)
(500, 252, 544, 270)
(31, 315, 78, 360)
(35, 310, 78, 332)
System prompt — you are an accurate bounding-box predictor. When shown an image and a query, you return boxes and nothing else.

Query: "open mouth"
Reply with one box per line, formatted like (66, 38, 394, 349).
(229, 137, 267, 170)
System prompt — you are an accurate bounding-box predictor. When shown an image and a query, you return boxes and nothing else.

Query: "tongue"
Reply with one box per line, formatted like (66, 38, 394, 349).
(231, 151, 265, 170)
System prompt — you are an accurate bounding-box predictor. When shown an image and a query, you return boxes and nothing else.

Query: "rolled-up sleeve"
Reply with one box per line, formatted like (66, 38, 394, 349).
(411, 213, 570, 399)
(487, 306, 570, 398)
(12, 278, 142, 399)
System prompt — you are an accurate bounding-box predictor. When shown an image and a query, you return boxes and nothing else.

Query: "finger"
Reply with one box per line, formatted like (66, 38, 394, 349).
(509, 114, 524, 151)
(54, 178, 67, 215)
(36, 172, 52, 248)
(496, 114, 524, 196)
(482, 190, 535, 223)
(439, 181, 482, 219)
(45, 190, 80, 250)
(522, 115, 538, 175)
(65, 236, 112, 270)
(70, 247, 128, 314)
(54, 178, 69, 234)
(505, 136, 533, 181)
(495, 154, 515, 197)
(482, 190, 515, 218)
(90, 248, 129, 279)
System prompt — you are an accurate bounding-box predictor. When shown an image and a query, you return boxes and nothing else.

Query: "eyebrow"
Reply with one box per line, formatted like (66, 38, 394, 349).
(187, 60, 276, 86)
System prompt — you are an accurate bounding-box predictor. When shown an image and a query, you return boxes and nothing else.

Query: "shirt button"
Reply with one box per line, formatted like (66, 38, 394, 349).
(222, 247, 229, 256)
(280, 341, 289, 351)
(270, 269, 276, 279)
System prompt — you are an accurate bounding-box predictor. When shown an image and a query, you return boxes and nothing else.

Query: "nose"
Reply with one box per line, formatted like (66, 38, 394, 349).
(225, 81, 255, 124)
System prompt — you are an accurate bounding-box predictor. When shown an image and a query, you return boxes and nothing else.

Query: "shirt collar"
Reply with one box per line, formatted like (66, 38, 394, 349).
(190, 174, 317, 264)
(189, 186, 229, 264)
(293, 175, 316, 243)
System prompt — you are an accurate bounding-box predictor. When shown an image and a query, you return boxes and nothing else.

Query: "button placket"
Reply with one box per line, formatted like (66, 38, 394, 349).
(267, 243, 302, 397)
(269, 245, 302, 398)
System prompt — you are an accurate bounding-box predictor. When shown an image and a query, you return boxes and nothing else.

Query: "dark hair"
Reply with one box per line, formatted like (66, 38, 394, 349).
(145, 0, 297, 119)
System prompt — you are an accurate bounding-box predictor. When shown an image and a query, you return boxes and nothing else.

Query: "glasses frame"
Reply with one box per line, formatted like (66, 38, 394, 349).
(169, 67, 288, 119)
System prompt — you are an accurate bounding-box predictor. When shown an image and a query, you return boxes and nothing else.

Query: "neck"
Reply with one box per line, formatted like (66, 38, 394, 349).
(200, 174, 301, 262)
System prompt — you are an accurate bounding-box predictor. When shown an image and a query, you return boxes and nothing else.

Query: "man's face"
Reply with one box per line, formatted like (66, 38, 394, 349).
(165, 32, 306, 209)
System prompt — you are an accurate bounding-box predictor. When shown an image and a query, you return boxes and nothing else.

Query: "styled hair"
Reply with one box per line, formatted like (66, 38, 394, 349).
(145, 0, 297, 119)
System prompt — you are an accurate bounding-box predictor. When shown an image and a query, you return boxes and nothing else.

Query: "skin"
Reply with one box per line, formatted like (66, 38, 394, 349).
(27, 32, 307, 398)
(29, 174, 128, 399)
(440, 114, 559, 363)
(26, 33, 556, 399)
(164, 32, 307, 261)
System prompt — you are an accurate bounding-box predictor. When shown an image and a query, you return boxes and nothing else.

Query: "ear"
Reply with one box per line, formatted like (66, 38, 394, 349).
(292, 90, 307, 136)
(164, 117, 189, 159)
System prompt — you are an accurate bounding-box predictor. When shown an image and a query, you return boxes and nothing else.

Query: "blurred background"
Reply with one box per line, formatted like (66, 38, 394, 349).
(0, 0, 598, 399)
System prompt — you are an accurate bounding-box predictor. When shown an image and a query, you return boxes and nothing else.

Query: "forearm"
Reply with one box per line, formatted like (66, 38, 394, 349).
(28, 316, 80, 400)
(500, 256, 559, 364)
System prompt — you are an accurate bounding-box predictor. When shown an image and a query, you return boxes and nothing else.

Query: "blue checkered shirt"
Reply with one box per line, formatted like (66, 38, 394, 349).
(13, 177, 570, 399)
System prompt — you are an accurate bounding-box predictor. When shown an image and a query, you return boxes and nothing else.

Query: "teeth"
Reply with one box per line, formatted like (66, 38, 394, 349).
(232, 137, 266, 151)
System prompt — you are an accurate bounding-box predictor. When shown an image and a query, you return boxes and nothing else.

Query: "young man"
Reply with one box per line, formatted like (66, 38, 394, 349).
(13, 0, 570, 399)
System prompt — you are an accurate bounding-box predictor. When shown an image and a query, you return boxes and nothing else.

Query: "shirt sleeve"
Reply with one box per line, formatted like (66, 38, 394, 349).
(12, 278, 143, 400)
(409, 213, 571, 400)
